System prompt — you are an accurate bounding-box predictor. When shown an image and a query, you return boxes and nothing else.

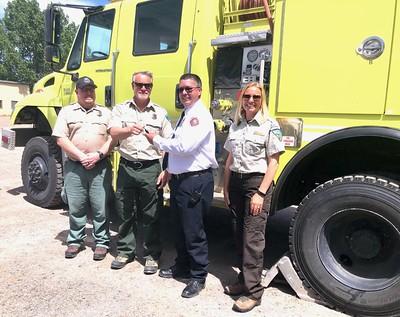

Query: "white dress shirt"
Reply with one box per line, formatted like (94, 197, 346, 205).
(153, 100, 218, 174)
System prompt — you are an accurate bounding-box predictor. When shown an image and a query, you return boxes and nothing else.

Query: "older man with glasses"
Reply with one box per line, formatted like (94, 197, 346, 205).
(145, 73, 218, 298)
(109, 71, 173, 273)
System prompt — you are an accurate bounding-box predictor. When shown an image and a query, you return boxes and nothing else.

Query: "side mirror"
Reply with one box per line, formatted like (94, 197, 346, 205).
(45, 44, 61, 64)
(44, 7, 61, 45)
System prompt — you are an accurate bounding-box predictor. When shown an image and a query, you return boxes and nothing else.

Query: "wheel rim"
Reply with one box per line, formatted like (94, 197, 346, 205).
(318, 208, 400, 291)
(27, 155, 49, 191)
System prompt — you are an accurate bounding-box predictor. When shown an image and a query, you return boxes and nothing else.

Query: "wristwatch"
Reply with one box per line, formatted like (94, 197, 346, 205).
(257, 189, 266, 197)
(96, 151, 104, 160)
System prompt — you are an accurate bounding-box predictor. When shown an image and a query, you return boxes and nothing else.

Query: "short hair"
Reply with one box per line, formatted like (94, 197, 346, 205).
(234, 82, 268, 125)
(179, 73, 202, 88)
(132, 71, 153, 82)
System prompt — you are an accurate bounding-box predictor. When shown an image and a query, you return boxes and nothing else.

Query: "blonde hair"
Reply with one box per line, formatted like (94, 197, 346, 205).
(234, 82, 268, 125)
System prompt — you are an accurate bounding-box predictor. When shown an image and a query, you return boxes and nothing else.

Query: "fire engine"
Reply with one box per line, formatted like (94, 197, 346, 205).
(2, 1, 399, 315)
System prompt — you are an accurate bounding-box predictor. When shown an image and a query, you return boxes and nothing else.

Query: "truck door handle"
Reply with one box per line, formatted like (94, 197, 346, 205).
(356, 36, 385, 60)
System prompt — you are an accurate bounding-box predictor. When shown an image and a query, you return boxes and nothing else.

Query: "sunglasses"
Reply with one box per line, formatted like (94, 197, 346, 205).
(243, 94, 262, 100)
(178, 86, 199, 93)
(134, 82, 153, 89)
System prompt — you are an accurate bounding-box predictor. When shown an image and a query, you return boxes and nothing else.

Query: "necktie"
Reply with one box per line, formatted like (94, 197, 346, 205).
(162, 111, 185, 170)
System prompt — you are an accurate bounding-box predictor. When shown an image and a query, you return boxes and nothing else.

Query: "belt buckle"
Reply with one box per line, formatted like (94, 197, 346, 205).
(133, 161, 143, 169)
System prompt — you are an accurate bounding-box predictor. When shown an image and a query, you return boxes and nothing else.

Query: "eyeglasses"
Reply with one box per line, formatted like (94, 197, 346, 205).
(178, 86, 199, 93)
(134, 82, 153, 89)
(243, 94, 261, 100)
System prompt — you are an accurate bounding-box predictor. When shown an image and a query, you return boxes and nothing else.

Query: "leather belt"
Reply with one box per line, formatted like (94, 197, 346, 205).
(172, 168, 212, 180)
(231, 171, 265, 179)
(120, 157, 159, 169)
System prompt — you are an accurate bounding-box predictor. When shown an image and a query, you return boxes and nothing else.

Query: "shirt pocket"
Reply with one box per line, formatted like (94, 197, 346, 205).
(244, 135, 265, 155)
(90, 116, 109, 135)
(66, 119, 83, 132)
(226, 134, 242, 155)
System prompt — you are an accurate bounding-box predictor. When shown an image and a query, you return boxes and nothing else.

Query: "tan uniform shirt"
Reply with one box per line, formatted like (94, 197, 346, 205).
(224, 111, 285, 174)
(52, 103, 112, 159)
(109, 99, 173, 161)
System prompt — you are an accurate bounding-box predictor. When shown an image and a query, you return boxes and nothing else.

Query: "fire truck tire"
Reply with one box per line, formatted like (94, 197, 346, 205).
(289, 175, 400, 316)
(21, 136, 63, 208)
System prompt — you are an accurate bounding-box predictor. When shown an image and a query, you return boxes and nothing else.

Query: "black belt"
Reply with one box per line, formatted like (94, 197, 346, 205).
(172, 168, 212, 180)
(231, 171, 265, 179)
(120, 157, 159, 169)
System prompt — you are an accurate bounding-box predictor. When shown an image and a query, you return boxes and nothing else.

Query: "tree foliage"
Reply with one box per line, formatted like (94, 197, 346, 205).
(0, 0, 78, 87)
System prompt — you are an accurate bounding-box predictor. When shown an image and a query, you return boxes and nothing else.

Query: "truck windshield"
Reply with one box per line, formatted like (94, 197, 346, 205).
(84, 9, 115, 61)
(133, 0, 183, 55)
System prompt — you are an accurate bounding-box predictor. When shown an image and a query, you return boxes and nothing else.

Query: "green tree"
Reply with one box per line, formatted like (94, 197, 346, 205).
(0, 0, 77, 87)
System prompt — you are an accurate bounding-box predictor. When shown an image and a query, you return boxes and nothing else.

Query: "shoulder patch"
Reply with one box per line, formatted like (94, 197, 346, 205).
(190, 117, 199, 127)
(271, 129, 283, 141)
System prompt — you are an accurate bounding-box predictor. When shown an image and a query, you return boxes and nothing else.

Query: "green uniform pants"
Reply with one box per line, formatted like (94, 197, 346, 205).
(115, 158, 162, 260)
(64, 159, 112, 248)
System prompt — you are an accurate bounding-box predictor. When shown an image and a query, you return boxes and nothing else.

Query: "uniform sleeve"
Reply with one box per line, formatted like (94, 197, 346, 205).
(160, 110, 174, 139)
(154, 113, 212, 154)
(223, 125, 234, 153)
(102, 108, 113, 132)
(52, 108, 69, 138)
(108, 104, 123, 129)
(266, 120, 285, 157)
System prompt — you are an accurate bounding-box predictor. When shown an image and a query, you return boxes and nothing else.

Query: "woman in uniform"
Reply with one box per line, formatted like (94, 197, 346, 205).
(223, 82, 285, 312)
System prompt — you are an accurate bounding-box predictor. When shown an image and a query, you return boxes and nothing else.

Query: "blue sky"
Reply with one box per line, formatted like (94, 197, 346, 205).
(0, 0, 109, 24)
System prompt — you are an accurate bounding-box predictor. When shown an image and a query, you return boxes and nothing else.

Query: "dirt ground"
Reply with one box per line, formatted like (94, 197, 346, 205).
(0, 117, 347, 317)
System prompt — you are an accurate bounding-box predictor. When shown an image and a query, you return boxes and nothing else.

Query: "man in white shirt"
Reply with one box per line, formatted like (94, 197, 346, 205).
(145, 73, 217, 298)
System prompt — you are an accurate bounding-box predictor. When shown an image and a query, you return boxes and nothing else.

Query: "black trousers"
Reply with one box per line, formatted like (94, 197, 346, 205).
(169, 169, 214, 282)
(229, 173, 272, 300)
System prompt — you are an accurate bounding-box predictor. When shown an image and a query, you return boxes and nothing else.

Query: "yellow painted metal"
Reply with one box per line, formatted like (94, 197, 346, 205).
(114, 0, 220, 120)
(273, 0, 396, 115)
(11, 72, 64, 127)
(385, 1, 400, 115)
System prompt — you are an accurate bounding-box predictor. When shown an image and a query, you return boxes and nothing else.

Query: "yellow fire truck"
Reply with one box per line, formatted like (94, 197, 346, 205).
(2, 0, 400, 315)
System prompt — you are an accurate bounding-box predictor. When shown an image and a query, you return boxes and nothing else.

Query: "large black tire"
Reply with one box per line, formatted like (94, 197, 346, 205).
(290, 175, 400, 316)
(21, 136, 63, 208)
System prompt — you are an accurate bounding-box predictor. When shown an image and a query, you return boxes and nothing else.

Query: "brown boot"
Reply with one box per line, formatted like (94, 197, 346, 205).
(232, 296, 261, 312)
(65, 245, 83, 259)
(93, 246, 108, 261)
(224, 282, 245, 296)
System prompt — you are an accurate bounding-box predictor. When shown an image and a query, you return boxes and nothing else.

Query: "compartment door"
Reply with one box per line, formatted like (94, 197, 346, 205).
(385, 1, 400, 115)
(275, 0, 395, 115)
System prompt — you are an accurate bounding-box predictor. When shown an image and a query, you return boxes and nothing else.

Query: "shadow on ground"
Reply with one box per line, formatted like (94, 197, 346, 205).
(53, 204, 296, 295)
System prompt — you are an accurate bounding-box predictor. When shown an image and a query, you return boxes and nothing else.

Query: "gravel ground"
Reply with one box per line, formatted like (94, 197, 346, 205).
(0, 117, 347, 317)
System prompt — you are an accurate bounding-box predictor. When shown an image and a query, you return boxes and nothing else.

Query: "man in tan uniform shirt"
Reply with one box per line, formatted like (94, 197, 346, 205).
(109, 71, 173, 273)
(52, 76, 114, 260)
